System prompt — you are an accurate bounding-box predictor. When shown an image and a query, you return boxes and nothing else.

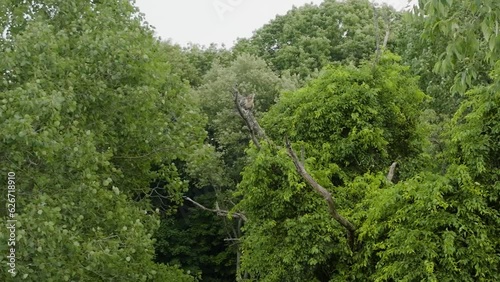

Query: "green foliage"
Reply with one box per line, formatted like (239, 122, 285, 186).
(183, 43, 235, 87)
(234, 0, 399, 80)
(356, 169, 499, 281)
(443, 63, 500, 264)
(235, 144, 347, 282)
(194, 53, 284, 183)
(159, 42, 235, 88)
(153, 146, 236, 281)
(394, 11, 462, 115)
(155, 193, 237, 282)
(235, 54, 499, 280)
(1, 0, 499, 281)
(235, 54, 429, 281)
(419, 0, 500, 93)
(158, 41, 200, 87)
(394, 0, 500, 173)
(448, 80, 500, 184)
(0, 0, 201, 280)
(263, 53, 428, 180)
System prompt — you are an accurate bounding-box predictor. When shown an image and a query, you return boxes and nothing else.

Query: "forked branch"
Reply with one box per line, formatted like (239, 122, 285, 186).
(183, 196, 247, 222)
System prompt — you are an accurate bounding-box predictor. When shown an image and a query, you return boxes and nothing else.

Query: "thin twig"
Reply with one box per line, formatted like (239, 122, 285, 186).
(183, 196, 247, 222)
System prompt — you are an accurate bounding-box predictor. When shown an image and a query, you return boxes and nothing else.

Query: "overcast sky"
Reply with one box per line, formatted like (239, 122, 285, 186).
(134, 0, 416, 48)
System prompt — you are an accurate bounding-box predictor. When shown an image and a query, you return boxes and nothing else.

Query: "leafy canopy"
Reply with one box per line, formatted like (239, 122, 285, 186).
(0, 0, 202, 280)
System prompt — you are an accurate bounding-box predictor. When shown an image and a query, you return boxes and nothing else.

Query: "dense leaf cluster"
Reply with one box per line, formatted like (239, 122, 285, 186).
(0, 0, 201, 280)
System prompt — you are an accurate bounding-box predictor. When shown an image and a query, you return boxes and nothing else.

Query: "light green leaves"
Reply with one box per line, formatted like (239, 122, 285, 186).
(0, 0, 198, 280)
(420, 0, 500, 92)
(236, 53, 428, 281)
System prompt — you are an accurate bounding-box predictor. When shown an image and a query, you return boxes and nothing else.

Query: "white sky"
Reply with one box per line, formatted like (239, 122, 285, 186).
(134, 0, 417, 48)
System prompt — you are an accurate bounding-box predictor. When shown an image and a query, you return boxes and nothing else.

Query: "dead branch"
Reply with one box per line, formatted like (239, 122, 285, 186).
(373, 4, 381, 64)
(381, 8, 391, 50)
(183, 196, 247, 222)
(373, 3, 391, 65)
(386, 162, 397, 183)
(382, 29, 390, 50)
(233, 86, 269, 148)
(284, 137, 356, 250)
(232, 85, 356, 249)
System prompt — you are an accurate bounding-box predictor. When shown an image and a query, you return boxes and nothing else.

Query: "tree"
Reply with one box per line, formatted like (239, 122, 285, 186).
(182, 43, 235, 88)
(418, 0, 500, 93)
(154, 54, 285, 280)
(353, 168, 499, 281)
(234, 53, 428, 281)
(231, 53, 499, 282)
(233, 0, 399, 81)
(0, 0, 201, 280)
(155, 193, 237, 282)
(351, 1, 500, 280)
(394, 11, 461, 116)
(194, 53, 285, 183)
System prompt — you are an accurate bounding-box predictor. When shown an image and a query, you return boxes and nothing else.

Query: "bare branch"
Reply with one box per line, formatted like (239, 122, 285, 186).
(386, 161, 397, 183)
(232, 85, 359, 249)
(284, 137, 356, 249)
(300, 145, 305, 165)
(373, 3, 391, 65)
(382, 29, 390, 50)
(382, 10, 391, 50)
(183, 196, 247, 222)
(373, 4, 381, 63)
